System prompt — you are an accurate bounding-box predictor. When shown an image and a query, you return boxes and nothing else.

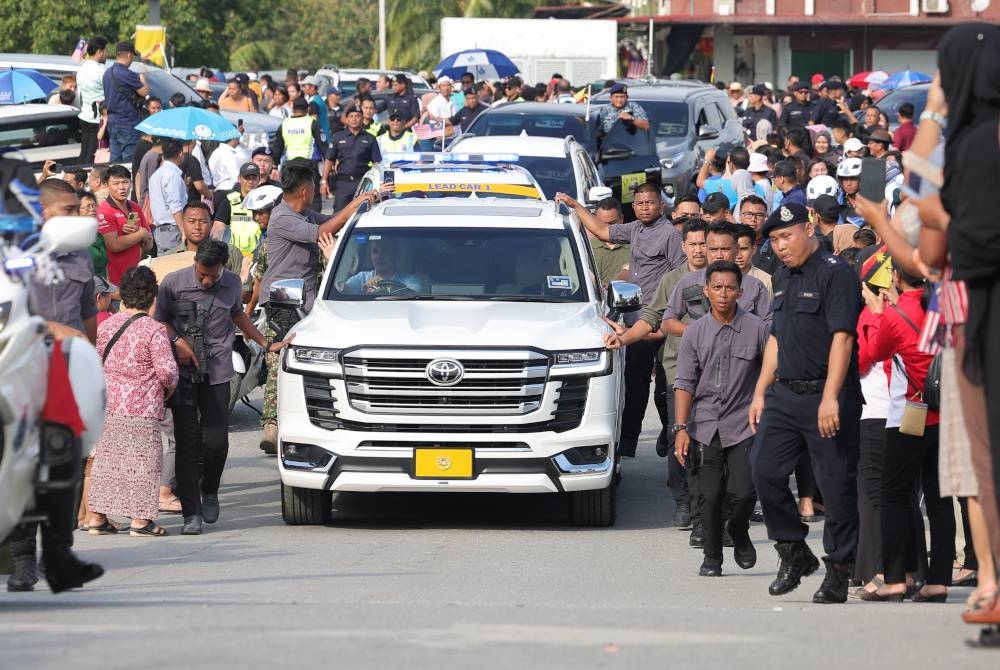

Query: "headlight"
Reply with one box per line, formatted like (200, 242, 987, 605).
(659, 152, 686, 170)
(291, 346, 339, 364)
(550, 348, 610, 377)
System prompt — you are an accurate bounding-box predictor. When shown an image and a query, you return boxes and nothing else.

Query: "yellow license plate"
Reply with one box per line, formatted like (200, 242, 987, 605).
(414, 448, 474, 479)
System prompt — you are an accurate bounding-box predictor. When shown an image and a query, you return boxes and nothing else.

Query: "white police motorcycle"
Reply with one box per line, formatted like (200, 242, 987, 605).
(0, 202, 106, 559)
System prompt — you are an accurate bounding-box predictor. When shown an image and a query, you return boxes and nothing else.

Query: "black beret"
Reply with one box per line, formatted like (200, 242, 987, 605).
(761, 202, 810, 237)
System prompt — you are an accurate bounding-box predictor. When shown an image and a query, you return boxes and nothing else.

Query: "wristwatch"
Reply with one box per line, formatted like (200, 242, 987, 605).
(919, 110, 947, 129)
(671, 423, 688, 434)
(170, 334, 180, 345)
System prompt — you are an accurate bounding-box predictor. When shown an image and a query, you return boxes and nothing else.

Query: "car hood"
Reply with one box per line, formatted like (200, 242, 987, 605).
(293, 299, 609, 351)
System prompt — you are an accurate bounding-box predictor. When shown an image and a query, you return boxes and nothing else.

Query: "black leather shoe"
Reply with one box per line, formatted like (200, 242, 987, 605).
(202, 494, 220, 524)
(6, 539, 38, 592)
(812, 559, 852, 604)
(699, 557, 723, 577)
(768, 541, 820, 596)
(182, 515, 204, 535)
(689, 521, 705, 548)
(750, 501, 764, 523)
(672, 502, 692, 529)
(655, 428, 670, 457)
(728, 522, 757, 570)
(44, 554, 104, 594)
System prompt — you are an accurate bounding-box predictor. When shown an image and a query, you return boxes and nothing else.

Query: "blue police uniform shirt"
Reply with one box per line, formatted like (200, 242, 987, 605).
(770, 246, 862, 382)
(325, 128, 382, 178)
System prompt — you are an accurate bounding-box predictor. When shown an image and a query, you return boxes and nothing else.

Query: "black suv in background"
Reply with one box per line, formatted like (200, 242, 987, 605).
(592, 80, 745, 201)
(462, 101, 664, 219)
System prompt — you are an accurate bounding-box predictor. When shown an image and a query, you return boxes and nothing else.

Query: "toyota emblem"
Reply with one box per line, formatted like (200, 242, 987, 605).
(425, 358, 464, 386)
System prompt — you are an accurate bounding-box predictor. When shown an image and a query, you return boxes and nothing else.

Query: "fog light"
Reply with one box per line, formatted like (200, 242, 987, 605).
(281, 442, 334, 470)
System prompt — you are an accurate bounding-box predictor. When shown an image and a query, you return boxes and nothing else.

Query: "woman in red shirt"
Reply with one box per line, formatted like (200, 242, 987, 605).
(859, 266, 954, 602)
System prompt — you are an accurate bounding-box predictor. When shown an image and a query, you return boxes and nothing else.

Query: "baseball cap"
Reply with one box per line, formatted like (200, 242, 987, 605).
(825, 80, 845, 91)
(761, 202, 810, 237)
(702, 191, 731, 214)
(251, 146, 273, 158)
(93, 275, 118, 296)
(116, 40, 139, 56)
(239, 162, 261, 178)
(387, 112, 403, 121)
(749, 152, 769, 173)
(812, 194, 841, 221)
(750, 84, 768, 96)
(843, 137, 865, 153)
(728, 81, 743, 91)
(194, 78, 212, 92)
(792, 82, 810, 92)
(811, 73, 825, 86)
(607, 83, 627, 95)
(344, 105, 362, 115)
(327, 86, 341, 96)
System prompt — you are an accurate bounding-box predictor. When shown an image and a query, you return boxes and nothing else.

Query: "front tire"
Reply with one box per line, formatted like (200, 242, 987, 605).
(571, 481, 616, 527)
(281, 483, 331, 525)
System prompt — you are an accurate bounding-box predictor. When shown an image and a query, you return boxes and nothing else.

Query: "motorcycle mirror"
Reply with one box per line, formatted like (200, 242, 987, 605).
(269, 278, 305, 310)
(37, 216, 98, 255)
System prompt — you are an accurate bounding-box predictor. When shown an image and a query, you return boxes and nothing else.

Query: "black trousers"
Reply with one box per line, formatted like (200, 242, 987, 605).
(333, 177, 359, 212)
(751, 382, 861, 564)
(620, 339, 663, 451)
(7, 455, 84, 572)
(958, 497, 978, 571)
(854, 418, 887, 583)
(78, 120, 99, 164)
(172, 381, 231, 518)
(661, 376, 690, 506)
(795, 451, 820, 500)
(694, 435, 755, 561)
(881, 425, 954, 585)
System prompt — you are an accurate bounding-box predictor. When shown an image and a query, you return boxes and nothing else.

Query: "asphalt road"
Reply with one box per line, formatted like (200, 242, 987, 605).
(2, 396, 997, 668)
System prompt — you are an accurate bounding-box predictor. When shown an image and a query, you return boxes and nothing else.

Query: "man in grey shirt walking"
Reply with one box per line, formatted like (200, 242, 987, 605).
(674, 261, 769, 577)
(556, 184, 685, 457)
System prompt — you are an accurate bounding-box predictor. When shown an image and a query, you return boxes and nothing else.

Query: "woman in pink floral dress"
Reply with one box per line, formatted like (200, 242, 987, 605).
(87, 266, 178, 537)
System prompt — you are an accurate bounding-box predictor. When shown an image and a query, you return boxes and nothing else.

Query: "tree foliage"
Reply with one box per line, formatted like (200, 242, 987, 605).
(0, 0, 541, 72)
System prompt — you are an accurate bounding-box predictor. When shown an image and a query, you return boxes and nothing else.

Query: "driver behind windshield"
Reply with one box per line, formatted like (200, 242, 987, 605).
(344, 237, 427, 294)
(519, 240, 574, 297)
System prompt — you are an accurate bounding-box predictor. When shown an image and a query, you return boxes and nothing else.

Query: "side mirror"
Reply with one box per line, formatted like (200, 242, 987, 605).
(697, 125, 720, 140)
(39, 216, 98, 255)
(599, 144, 633, 162)
(269, 278, 305, 311)
(586, 185, 613, 204)
(606, 280, 642, 316)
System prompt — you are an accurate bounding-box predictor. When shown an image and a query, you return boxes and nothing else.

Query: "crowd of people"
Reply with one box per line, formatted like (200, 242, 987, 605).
(5, 23, 1000, 648)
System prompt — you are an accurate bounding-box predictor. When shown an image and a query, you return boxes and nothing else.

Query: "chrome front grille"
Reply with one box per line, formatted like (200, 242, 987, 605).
(341, 349, 549, 415)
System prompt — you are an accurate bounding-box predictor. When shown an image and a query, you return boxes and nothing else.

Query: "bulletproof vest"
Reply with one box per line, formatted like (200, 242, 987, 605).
(227, 190, 260, 255)
(281, 115, 314, 160)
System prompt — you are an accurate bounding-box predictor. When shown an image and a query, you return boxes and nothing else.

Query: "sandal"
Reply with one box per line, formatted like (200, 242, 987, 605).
(158, 495, 182, 514)
(87, 520, 119, 535)
(129, 521, 168, 537)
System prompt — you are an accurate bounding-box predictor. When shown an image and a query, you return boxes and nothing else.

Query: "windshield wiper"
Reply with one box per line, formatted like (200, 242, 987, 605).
(487, 296, 575, 302)
(373, 295, 473, 301)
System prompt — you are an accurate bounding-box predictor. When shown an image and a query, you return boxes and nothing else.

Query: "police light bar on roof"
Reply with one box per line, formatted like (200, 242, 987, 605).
(384, 152, 520, 166)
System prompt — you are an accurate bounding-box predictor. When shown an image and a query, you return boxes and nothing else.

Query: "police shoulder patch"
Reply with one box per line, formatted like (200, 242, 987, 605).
(825, 256, 839, 265)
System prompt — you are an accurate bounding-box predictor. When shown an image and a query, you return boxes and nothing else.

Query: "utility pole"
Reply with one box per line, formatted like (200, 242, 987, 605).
(148, 0, 161, 25)
(379, 0, 387, 69)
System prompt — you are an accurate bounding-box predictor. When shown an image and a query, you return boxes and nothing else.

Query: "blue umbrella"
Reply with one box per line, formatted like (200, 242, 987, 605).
(878, 70, 932, 92)
(0, 68, 58, 105)
(433, 49, 519, 82)
(135, 106, 241, 141)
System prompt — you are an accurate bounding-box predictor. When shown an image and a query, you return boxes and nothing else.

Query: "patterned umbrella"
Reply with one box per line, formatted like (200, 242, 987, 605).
(847, 70, 889, 89)
(878, 70, 932, 92)
(135, 106, 240, 141)
(0, 68, 58, 105)
(433, 49, 519, 82)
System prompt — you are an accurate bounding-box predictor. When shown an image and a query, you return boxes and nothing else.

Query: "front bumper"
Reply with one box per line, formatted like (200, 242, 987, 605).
(276, 370, 619, 494)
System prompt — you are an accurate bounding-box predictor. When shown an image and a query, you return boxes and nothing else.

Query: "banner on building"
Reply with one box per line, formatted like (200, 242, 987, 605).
(135, 25, 167, 67)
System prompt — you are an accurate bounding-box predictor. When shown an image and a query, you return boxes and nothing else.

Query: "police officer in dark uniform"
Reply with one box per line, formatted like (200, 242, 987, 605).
(382, 74, 421, 131)
(778, 82, 815, 128)
(748, 202, 862, 604)
(741, 84, 778, 140)
(321, 105, 382, 212)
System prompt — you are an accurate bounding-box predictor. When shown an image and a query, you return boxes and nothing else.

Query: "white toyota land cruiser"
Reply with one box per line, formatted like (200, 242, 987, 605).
(271, 196, 641, 527)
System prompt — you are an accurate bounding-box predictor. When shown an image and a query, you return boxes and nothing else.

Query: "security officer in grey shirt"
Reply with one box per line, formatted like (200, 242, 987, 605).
(748, 202, 862, 605)
(557, 185, 686, 458)
(156, 240, 293, 536)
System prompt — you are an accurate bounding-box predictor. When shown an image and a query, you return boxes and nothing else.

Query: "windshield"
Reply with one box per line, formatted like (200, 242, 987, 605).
(327, 227, 586, 302)
(469, 112, 596, 151)
(601, 117, 654, 155)
(641, 101, 690, 138)
(504, 156, 574, 199)
(878, 86, 928, 125)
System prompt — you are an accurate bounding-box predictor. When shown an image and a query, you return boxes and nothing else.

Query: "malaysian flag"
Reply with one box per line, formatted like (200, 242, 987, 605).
(918, 282, 943, 356)
(413, 120, 444, 141)
(71, 38, 87, 63)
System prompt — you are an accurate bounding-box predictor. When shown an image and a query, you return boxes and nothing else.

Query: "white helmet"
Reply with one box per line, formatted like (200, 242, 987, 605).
(807, 175, 839, 202)
(243, 185, 283, 212)
(836, 157, 862, 178)
(61, 337, 106, 458)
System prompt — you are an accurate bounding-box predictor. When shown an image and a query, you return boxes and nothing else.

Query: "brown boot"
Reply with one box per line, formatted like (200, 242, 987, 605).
(260, 423, 278, 455)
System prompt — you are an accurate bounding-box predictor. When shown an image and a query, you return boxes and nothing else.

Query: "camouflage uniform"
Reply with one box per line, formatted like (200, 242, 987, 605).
(251, 236, 280, 428)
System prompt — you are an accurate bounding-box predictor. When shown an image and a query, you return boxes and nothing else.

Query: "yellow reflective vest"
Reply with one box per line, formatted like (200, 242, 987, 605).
(281, 114, 315, 160)
(227, 190, 260, 255)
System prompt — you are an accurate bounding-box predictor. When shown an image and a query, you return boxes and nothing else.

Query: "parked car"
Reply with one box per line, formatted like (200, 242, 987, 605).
(447, 134, 611, 205)
(0, 104, 81, 172)
(462, 102, 663, 219)
(314, 67, 431, 98)
(0, 54, 281, 155)
(874, 83, 928, 131)
(272, 193, 640, 527)
(591, 80, 745, 202)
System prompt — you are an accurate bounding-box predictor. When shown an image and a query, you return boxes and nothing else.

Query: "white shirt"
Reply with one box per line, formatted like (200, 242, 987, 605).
(77, 59, 106, 123)
(426, 94, 456, 121)
(148, 160, 187, 225)
(861, 362, 890, 422)
(192, 142, 211, 188)
(209, 142, 240, 191)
